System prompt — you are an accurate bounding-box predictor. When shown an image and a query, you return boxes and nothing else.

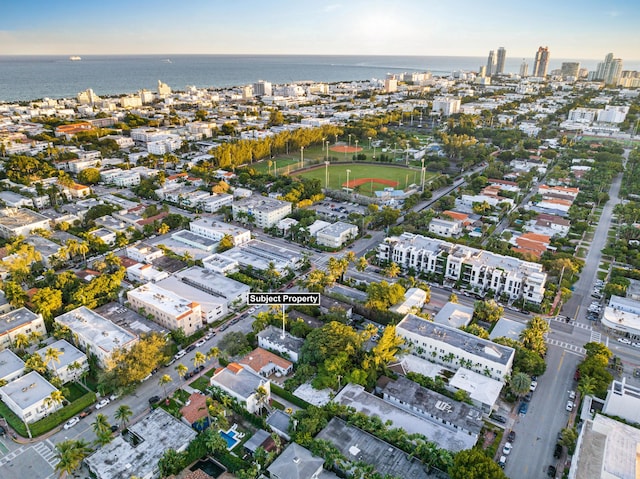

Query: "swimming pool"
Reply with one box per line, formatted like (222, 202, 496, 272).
(191, 459, 225, 478)
(219, 429, 240, 449)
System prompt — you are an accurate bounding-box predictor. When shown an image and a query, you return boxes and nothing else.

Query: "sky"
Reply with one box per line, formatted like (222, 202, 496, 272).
(1, 0, 639, 60)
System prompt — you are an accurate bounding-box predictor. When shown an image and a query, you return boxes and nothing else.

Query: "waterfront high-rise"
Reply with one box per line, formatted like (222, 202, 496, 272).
(519, 59, 529, 77)
(560, 62, 580, 79)
(595, 53, 623, 85)
(486, 50, 496, 76)
(496, 47, 506, 75)
(533, 46, 550, 78)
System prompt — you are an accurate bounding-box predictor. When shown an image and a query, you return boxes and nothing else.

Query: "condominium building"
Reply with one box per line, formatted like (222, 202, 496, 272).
(533, 46, 550, 78)
(561, 62, 581, 79)
(232, 196, 292, 229)
(127, 283, 203, 335)
(315, 221, 358, 248)
(0, 371, 62, 423)
(189, 218, 251, 246)
(378, 233, 546, 303)
(0, 208, 51, 239)
(432, 96, 461, 116)
(54, 306, 138, 368)
(175, 266, 250, 307)
(0, 308, 47, 352)
(35, 339, 89, 384)
(496, 47, 506, 75)
(486, 50, 496, 76)
(396, 313, 515, 381)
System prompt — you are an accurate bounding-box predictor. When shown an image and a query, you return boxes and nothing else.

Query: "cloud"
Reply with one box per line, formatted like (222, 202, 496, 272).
(323, 4, 342, 13)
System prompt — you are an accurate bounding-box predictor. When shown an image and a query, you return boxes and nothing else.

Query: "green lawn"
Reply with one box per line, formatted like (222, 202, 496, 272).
(293, 162, 434, 196)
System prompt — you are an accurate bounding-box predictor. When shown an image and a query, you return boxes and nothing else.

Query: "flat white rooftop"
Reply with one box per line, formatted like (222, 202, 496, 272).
(127, 283, 196, 317)
(0, 371, 57, 409)
(55, 306, 137, 354)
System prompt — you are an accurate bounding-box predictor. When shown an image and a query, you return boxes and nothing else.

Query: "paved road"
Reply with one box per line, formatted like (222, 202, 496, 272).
(504, 345, 581, 478)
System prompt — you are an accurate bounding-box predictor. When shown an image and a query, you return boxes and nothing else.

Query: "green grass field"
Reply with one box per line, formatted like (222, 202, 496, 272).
(293, 163, 435, 196)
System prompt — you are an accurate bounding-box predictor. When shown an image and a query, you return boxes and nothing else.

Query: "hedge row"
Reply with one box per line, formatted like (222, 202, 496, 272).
(0, 390, 96, 438)
(271, 384, 309, 409)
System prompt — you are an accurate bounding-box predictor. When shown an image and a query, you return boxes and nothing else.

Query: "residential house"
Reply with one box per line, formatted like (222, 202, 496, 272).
(257, 325, 305, 363)
(267, 443, 337, 479)
(239, 347, 293, 378)
(179, 392, 210, 431)
(0, 349, 25, 383)
(209, 363, 271, 414)
(428, 217, 463, 238)
(0, 308, 47, 352)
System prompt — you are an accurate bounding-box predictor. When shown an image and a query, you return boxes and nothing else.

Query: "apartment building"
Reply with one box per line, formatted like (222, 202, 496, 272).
(0, 371, 62, 423)
(315, 221, 358, 248)
(35, 339, 89, 384)
(396, 313, 515, 381)
(54, 306, 138, 368)
(127, 283, 203, 335)
(232, 196, 292, 229)
(189, 218, 251, 246)
(0, 308, 47, 352)
(0, 208, 51, 239)
(379, 233, 547, 304)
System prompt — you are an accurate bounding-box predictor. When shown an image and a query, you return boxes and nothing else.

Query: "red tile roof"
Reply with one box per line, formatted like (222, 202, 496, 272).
(179, 392, 208, 425)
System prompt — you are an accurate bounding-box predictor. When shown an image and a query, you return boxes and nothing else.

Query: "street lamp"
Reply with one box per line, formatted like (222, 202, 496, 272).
(348, 134, 352, 149)
(354, 140, 359, 160)
(300, 146, 304, 169)
(325, 140, 330, 162)
(325, 161, 330, 189)
(322, 137, 326, 151)
(368, 136, 372, 149)
(346, 169, 351, 192)
(373, 144, 377, 160)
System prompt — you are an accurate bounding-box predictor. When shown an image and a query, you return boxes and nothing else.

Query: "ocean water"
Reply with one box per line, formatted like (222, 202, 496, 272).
(0, 54, 633, 103)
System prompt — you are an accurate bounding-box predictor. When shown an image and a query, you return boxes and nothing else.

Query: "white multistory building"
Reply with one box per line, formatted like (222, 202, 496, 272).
(378, 233, 546, 304)
(232, 196, 292, 229)
(127, 283, 203, 335)
(432, 96, 461, 116)
(189, 218, 251, 246)
(396, 313, 515, 381)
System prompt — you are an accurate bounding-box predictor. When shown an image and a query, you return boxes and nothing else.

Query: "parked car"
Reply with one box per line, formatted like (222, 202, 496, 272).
(63, 417, 80, 430)
(95, 398, 110, 410)
(195, 339, 206, 347)
(502, 442, 513, 455)
(498, 455, 507, 468)
(174, 350, 186, 360)
(547, 465, 557, 477)
(618, 338, 632, 345)
(507, 430, 516, 442)
(530, 380, 538, 391)
(491, 414, 507, 424)
(204, 332, 214, 340)
(148, 396, 161, 404)
(78, 409, 93, 418)
(0, 425, 5, 436)
(186, 345, 196, 353)
(568, 390, 576, 400)
(554, 443, 563, 459)
(110, 424, 119, 433)
(523, 392, 532, 403)
(519, 402, 529, 415)
(566, 401, 574, 411)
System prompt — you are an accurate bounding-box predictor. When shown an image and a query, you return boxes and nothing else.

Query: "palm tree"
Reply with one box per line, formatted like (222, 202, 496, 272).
(254, 384, 270, 415)
(175, 363, 188, 382)
(449, 293, 459, 304)
(158, 374, 172, 398)
(76, 241, 90, 263)
(54, 439, 92, 478)
(114, 404, 133, 429)
(28, 330, 43, 346)
(510, 372, 531, 398)
(383, 262, 401, 278)
(13, 333, 30, 351)
(355, 256, 368, 272)
(578, 375, 597, 397)
(207, 347, 220, 362)
(193, 352, 206, 370)
(92, 413, 114, 445)
(45, 346, 62, 377)
(44, 390, 65, 410)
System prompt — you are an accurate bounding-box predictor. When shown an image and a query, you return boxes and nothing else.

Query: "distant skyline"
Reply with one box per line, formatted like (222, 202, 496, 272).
(2, 0, 639, 61)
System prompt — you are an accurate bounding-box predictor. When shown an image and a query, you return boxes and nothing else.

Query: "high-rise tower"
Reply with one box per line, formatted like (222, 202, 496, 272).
(533, 46, 550, 78)
(595, 53, 623, 85)
(486, 50, 496, 76)
(519, 59, 529, 77)
(496, 47, 506, 75)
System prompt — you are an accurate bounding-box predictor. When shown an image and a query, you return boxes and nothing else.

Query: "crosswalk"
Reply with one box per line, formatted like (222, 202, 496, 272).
(546, 337, 587, 356)
(549, 317, 592, 331)
(590, 331, 602, 343)
(33, 440, 59, 469)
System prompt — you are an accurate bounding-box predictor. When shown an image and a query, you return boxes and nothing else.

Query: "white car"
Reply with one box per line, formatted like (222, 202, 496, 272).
(502, 442, 513, 455)
(195, 339, 206, 348)
(618, 338, 632, 345)
(95, 398, 110, 410)
(568, 390, 576, 400)
(566, 401, 574, 411)
(530, 380, 538, 392)
(204, 332, 213, 340)
(63, 417, 80, 430)
(174, 350, 186, 360)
